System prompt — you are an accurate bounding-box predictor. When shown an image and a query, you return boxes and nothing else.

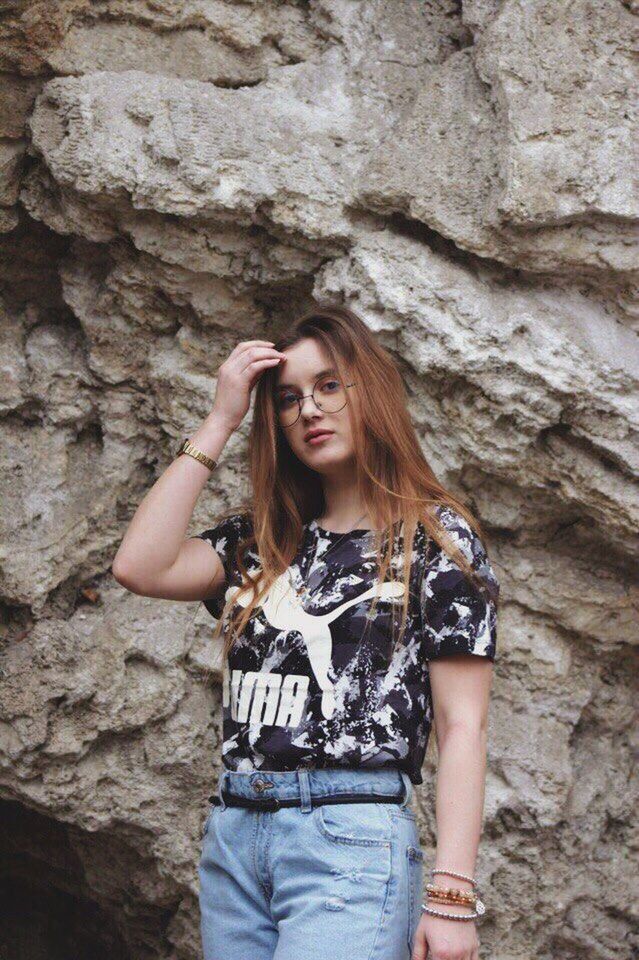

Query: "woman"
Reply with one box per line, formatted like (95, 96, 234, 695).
(112, 304, 500, 960)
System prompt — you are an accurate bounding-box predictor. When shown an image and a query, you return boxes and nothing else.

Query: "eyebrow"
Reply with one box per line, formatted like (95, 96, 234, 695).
(275, 367, 338, 390)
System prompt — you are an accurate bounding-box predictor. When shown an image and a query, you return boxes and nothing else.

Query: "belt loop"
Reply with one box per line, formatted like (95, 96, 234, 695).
(399, 771, 413, 808)
(218, 770, 229, 811)
(298, 769, 312, 814)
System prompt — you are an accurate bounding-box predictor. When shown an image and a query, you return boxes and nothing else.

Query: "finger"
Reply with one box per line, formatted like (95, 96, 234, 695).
(233, 339, 278, 358)
(237, 346, 286, 375)
(224, 340, 274, 370)
(412, 927, 428, 960)
(224, 340, 278, 368)
(223, 345, 280, 378)
(236, 339, 277, 348)
(245, 356, 284, 390)
(229, 346, 284, 373)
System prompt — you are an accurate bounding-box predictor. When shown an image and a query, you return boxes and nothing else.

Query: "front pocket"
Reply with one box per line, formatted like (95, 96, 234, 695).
(406, 845, 425, 952)
(314, 801, 393, 847)
(386, 804, 417, 824)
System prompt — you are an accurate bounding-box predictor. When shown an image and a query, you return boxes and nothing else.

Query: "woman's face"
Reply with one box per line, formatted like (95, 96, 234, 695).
(274, 337, 357, 476)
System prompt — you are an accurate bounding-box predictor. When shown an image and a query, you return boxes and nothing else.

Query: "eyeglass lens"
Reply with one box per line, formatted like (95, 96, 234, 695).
(275, 375, 348, 426)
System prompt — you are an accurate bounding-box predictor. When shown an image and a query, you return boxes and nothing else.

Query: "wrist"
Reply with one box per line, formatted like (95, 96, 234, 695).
(426, 898, 476, 915)
(431, 872, 475, 892)
(208, 407, 241, 436)
(190, 414, 235, 452)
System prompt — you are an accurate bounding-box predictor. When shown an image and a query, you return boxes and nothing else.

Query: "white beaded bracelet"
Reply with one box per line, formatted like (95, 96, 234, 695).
(421, 903, 480, 921)
(430, 868, 477, 887)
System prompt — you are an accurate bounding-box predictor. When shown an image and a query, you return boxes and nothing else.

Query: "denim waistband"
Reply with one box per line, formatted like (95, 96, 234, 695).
(212, 767, 413, 812)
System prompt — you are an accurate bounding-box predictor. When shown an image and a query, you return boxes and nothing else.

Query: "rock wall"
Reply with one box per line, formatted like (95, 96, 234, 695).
(0, 2, 637, 958)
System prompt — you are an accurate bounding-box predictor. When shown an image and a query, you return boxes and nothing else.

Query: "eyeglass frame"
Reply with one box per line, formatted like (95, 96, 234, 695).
(275, 374, 357, 428)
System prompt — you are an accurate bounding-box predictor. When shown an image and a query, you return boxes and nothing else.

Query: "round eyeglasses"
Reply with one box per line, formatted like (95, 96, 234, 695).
(275, 375, 356, 428)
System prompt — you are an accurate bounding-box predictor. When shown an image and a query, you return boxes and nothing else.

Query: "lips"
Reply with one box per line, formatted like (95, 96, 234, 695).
(304, 429, 334, 444)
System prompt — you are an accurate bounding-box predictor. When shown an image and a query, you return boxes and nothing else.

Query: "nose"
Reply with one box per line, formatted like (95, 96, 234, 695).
(299, 393, 322, 419)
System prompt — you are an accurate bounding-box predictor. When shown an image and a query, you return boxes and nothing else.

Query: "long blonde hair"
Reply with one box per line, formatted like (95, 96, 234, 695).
(207, 303, 498, 664)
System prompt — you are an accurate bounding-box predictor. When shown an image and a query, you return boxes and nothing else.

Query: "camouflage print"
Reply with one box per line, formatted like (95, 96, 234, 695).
(194, 505, 499, 786)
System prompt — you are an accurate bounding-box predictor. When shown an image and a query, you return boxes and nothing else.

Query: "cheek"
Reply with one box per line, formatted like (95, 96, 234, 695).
(285, 427, 308, 457)
(341, 415, 354, 442)
(334, 412, 354, 448)
(282, 413, 355, 459)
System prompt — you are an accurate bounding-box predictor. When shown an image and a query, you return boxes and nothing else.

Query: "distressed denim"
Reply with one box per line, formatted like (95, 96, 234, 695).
(198, 767, 425, 960)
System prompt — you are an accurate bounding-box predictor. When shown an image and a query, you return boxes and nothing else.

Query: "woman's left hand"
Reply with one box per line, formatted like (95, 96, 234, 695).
(411, 912, 480, 960)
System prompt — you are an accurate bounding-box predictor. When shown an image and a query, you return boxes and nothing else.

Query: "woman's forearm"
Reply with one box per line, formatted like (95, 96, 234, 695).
(431, 721, 487, 907)
(111, 413, 235, 587)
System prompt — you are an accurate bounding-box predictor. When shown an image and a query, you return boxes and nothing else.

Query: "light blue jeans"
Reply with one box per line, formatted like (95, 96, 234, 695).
(198, 767, 424, 960)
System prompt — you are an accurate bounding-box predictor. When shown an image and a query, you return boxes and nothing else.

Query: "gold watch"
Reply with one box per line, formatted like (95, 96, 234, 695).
(175, 438, 217, 472)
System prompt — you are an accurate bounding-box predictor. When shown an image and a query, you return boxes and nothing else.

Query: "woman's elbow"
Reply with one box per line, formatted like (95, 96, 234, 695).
(437, 716, 488, 746)
(111, 557, 142, 592)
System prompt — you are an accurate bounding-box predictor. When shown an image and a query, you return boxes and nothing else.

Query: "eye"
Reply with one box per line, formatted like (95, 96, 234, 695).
(317, 378, 341, 394)
(275, 390, 299, 410)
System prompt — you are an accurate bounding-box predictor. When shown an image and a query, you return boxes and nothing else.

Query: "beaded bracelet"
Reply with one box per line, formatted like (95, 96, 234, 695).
(430, 868, 477, 887)
(421, 904, 480, 921)
(424, 878, 486, 918)
(427, 894, 477, 909)
(425, 893, 486, 916)
(426, 883, 477, 905)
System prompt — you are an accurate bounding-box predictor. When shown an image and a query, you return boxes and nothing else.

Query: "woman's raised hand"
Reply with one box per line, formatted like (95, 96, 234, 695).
(211, 340, 287, 432)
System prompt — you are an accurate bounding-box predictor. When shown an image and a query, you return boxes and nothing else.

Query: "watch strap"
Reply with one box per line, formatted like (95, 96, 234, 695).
(176, 438, 217, 472)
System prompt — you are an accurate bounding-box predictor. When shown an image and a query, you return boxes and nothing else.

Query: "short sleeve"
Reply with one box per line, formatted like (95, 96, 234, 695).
(191, 512, 253, 619)
(419, 506, 499, 661)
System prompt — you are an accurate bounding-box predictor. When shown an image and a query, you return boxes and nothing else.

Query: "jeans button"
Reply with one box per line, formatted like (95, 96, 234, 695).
(254, 778, 275, 793)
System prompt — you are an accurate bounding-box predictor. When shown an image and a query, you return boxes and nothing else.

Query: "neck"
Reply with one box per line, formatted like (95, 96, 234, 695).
(319, 467, 370, 531)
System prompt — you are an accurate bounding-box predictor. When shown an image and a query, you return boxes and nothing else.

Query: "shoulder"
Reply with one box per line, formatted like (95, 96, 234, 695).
(416, 504, 499, 592)
(195, 510, 254, 553)
(417, 505, 500, 659)
(432, 504, 487, 561)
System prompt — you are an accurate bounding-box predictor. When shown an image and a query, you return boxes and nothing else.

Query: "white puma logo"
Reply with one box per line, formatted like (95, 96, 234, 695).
(223, 669, 310, 728)
(223, 570, 405, 719)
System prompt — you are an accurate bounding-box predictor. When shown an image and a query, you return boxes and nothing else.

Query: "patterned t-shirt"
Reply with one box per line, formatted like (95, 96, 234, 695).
(193, 504, 499, 785)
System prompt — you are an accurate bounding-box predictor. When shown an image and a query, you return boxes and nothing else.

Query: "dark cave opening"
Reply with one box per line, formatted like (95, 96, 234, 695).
(0, 874, 130, 960)
(0, 798, 178, 960)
